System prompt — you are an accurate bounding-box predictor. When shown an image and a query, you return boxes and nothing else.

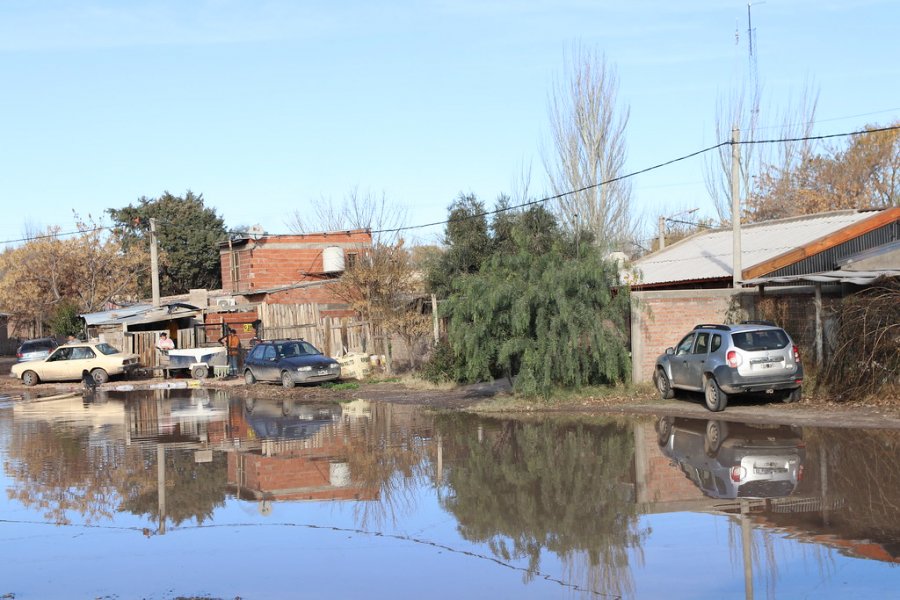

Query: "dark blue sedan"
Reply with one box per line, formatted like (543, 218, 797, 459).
(243, 339, 341, 388)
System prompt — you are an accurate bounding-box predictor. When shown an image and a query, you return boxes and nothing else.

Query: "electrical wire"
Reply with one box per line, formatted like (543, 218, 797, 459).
(1, 123, 898, 246)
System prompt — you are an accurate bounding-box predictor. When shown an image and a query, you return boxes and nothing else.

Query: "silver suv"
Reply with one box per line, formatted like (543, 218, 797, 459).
(654, 322, 803, 411)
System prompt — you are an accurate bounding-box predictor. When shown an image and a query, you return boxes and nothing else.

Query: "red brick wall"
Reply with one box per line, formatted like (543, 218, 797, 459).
(636, 422, 705, 504)
(631, 287, 835, 382)
(205, 310, 259, 345)
(263, 283, 349, 305)
(220, 231, 372, 294)
(632, 290, 734, 383)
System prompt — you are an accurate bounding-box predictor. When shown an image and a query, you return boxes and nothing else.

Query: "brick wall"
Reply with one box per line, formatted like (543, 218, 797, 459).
(631, 286, 838, 383)
(635, 421, 705, 505)
(631, 289, 735, 383)
(221, 231, 372, 294)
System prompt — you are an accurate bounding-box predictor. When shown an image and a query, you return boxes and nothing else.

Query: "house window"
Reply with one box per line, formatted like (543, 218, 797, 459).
(346, 252, 358, 268)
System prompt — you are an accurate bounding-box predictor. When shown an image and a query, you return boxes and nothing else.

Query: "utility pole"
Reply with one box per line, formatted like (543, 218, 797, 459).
(658, 216, 666, 250)
(731, 126, 742, 288)
(150, 218, 161, 307)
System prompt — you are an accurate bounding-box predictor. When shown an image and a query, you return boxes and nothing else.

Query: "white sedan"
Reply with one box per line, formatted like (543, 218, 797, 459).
(10, 341, 140, 386)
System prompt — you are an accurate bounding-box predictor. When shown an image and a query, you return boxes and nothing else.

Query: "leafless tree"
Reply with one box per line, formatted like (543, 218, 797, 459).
(542, 45, 633, 250)
(704, 77, 819, 224)
(286, 186, 407, 246)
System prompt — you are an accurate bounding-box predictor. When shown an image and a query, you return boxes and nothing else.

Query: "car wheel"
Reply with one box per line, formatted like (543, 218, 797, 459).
(22, 370, 39, 386)
(91, 369, 109, 385)
(281, 371, 295, 389)
(656, 416, 673, 446)
(782, 387, 801, 404)
(655, 368, 675, 399)
(704, 420, 728, 456)
(704, 377, 729, 412)
(244, 369, 257, 385)
(192, 365, 209, 380)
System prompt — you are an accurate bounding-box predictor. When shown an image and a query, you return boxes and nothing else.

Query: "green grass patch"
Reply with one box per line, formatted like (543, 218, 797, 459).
(321, 381, 360, 391)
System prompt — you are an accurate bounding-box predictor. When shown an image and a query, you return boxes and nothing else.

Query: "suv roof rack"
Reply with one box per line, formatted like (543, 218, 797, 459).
(693, 324, 730, 331)
(740, 320, 778, 327)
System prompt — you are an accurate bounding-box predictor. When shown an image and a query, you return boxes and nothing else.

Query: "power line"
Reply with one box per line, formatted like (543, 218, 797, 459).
(754, 107, 900, 132)
(2, 124, 898, 247)
(370, 123, 900, 236)
(0, 225, 111, 245)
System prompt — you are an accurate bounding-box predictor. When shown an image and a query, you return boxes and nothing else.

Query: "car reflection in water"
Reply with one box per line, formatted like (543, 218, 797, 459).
(243, 397, 342, 440)
(656, 416, 805, 499)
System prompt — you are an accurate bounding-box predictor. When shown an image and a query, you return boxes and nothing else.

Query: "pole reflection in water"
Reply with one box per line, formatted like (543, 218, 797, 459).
(1, 390, 898, 599)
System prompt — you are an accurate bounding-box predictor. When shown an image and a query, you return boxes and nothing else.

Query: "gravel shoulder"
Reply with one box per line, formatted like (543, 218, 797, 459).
(3, 356, 898, 429)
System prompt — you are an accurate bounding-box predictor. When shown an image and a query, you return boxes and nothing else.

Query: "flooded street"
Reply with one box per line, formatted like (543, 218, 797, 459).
(1, 389, 897, 599)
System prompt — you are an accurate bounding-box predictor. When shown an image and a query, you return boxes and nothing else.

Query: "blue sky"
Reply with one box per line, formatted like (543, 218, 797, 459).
(1, 0, 897, 247)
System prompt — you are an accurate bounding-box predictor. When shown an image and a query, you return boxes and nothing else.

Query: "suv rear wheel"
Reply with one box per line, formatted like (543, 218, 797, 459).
(704, 376, 729, 412)
(782, 387, 801, 403)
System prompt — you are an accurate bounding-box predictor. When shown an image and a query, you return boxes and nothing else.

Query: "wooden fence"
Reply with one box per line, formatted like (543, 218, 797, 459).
(256, 303, 372, 358)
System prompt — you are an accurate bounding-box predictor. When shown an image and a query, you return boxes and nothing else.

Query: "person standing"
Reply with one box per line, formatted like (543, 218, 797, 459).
(219, 327, 241, 376)
(156, 332, 175, 351)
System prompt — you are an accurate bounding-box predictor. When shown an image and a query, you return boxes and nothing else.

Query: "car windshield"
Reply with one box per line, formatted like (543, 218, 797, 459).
(733, 329, 789, 351)
(95, 343, 121, 355)
(276, 341, 321, 357)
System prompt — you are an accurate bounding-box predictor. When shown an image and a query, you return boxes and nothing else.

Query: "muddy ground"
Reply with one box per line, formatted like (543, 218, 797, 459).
(2, 356, 898, 429)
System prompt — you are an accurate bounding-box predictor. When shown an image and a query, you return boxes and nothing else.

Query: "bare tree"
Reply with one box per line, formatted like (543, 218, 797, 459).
(542, 45, 633, 250)
(286, 186, 407, 246)
(704, 77, 819, 224)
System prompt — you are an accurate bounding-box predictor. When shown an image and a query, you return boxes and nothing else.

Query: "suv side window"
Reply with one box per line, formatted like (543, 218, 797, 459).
(693, 332, 709, 354)
(262, 344, 276, 361)
(710, 334, 722, 353)
(675, 333, 695, 356)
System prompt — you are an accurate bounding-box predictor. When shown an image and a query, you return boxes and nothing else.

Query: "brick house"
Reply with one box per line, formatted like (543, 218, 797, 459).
(211, 229, 375, 356)
(629, 208, 900, 383)
(219, 229, 372, 303)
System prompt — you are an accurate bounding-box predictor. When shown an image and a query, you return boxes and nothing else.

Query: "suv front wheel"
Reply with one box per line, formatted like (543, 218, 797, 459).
(704, 377, 729, 412)
(655, 368, 675, 399)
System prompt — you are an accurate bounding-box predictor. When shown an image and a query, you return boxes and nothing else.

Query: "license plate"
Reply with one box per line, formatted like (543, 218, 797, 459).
(317, 369, 329, 376)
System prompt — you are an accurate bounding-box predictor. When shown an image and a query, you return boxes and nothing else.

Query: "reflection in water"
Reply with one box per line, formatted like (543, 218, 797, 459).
(435, 415, 647, 598)
(2, 392, 899, 598)
(655, 416, 806, 499)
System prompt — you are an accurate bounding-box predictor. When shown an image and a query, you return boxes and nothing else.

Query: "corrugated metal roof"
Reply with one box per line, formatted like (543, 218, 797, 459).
(81, 303, 200, 326)
(632, 210, 883, 287)
(744, 269, 900, 286)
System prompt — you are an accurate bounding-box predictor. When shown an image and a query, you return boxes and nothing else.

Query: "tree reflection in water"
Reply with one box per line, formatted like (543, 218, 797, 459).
(344, 403, 434, 530)
(6, 420, 140, 525)
(436, 415, 648, 599)
(5, 418, 226, 529)
(120, 448, 227, 528)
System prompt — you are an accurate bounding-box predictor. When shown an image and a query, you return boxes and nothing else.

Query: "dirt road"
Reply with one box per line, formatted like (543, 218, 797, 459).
(2, 356, 898, 429)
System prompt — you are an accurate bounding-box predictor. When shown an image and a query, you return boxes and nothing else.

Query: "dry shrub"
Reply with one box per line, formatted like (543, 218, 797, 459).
(817, 279, 900, 400)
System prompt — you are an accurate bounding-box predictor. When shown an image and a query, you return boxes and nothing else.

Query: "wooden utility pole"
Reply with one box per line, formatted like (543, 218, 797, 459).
(150, 218, 161, 307)
(658, 215, 666, 250)
(431, 294, 440, 345)
(731, 126, 742, 288)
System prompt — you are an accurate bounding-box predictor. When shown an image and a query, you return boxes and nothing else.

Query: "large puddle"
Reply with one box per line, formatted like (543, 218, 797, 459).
(1, 388, 897, 599)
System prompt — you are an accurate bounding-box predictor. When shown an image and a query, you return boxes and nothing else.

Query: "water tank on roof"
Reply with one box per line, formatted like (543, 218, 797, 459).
(323, 246, 345, 273)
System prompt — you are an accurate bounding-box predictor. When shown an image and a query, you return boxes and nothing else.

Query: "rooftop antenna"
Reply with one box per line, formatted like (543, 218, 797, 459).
(747, 2, 763, 86)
